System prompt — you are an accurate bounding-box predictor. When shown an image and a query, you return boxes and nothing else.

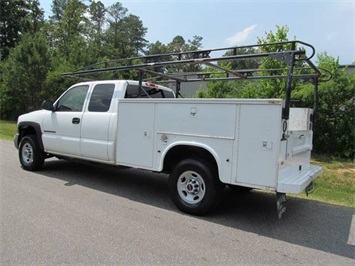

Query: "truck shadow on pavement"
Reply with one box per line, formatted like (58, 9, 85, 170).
(40, 159, 354, 259)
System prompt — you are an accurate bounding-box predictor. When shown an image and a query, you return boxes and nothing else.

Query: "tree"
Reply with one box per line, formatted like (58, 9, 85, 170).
(0, 0, 33, 60)
(167, 35, 186, 74)
(144, 41, 170, 78)
(168, 35, 186, 53)
(121, 14, 148, 56)
(84, 0, 107, 61)
(146, 41, 168, 55)
(0, 32, 51, 120)
(22, 0, 45, 34)
(184, 35, 204, 72)
(50, 0, 68, 22)
(222, 47, 259, 70)
(197, 46, 261, 98)
(88, 0, 106, 47)
(105, 2, 128, 57)
(256, 25, 293, 98)
(293, 53, 355, 158)
(188, 35, 203, 51)
(166, 35, 204, 73)
(49, 0, 89, 64)
(195, 63, 257, 99)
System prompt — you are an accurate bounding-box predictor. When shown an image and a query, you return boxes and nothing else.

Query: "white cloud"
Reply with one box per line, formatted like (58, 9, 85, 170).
(326, 32, 337, 41)
(225, 25, 257, 46)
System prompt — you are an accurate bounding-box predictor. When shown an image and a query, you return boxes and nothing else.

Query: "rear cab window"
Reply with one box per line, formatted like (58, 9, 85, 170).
(88, 84, 115, 112)
(125, 83, 175, 98)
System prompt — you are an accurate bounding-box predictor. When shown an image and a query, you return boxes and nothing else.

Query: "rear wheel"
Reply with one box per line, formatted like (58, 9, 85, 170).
(169, 159, 223, 215)
(19, 135, 45, 171)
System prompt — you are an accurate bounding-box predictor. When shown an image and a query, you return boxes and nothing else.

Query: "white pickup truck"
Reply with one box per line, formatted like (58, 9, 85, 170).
(14, 79, 321, 217)
(14, 41, 327, 218)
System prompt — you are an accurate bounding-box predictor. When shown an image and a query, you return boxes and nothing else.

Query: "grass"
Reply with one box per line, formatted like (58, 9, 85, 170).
(1, 120, 354, 208)
(290, 156, 354, 208)
(0, 120, 17, 140)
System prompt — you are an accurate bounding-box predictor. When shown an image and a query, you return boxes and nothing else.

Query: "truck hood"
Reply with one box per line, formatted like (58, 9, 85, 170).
(17, 110, 47, 125)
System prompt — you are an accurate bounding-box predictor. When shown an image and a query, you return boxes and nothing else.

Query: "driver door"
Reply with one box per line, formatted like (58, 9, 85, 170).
(42, 85, 89, 156)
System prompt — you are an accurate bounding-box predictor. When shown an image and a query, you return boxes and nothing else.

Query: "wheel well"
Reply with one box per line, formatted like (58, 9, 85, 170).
(17, 122, 44, 150)
(163, 145, 218, 174)
(19, 126, 36, 138)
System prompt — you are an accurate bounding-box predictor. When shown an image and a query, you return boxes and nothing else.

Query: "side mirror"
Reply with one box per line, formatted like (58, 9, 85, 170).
(41, 100, 54, 111)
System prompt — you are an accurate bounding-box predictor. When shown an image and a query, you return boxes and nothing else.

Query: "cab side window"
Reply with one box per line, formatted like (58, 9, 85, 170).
(88, 84, 115, 112)
(57, 85, 89, 112)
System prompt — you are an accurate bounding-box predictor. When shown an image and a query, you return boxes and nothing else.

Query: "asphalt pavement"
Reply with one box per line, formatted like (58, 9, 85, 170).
(1, 140, 354, 265)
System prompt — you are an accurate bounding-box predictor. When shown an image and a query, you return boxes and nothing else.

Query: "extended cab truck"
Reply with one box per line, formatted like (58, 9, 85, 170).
(14, 80, 175, 165)
(14, 80, 321, 217)
(14, 41, 328, 218)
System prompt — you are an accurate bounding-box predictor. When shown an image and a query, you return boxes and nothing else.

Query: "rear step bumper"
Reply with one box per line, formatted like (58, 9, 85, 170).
(277, 165, 323, 193)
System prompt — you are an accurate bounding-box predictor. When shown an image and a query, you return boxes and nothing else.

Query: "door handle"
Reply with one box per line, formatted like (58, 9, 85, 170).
(72, 117, 80, 124)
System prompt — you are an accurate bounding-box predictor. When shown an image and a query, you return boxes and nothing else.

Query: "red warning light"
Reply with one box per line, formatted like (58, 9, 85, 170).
(145, 82, 158, 88)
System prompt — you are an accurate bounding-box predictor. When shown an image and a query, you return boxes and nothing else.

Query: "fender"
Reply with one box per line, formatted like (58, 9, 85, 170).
(160, 140, 221, 171)
(17, 122, 44, 151)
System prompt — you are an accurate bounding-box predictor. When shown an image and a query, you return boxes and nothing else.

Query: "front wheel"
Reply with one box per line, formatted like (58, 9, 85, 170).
(19, 135, 45, 171)
(168, 159, 223, 215)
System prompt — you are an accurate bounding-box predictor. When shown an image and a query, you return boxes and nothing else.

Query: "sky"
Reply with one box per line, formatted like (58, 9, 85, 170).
(39, 0, 354, 65)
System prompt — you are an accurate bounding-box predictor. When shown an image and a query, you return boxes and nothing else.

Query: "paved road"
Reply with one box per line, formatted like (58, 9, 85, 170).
(1, 140, 354, 265)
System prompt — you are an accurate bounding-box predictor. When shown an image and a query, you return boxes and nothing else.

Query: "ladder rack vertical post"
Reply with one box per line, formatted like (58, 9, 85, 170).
(283, 42, 296, 120)
(313, 77, 319, 124)
(176, 81, 181, 98)
(138, 70, 144, 97)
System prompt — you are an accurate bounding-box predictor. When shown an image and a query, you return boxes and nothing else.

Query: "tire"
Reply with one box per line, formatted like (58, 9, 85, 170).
(168, 158, 223, 215)
(19, 135, 45, 171)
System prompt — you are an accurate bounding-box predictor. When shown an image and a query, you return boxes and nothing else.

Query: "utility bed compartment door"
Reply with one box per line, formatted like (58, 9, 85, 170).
(116, 102, 155, 169)
(236, 104, 282, 187)
(155, 102, 236, 139)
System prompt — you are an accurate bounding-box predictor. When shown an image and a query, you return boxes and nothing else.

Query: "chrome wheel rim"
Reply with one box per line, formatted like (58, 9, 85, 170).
(177, 171, 206, 204)
(21, 142, 34, 166)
